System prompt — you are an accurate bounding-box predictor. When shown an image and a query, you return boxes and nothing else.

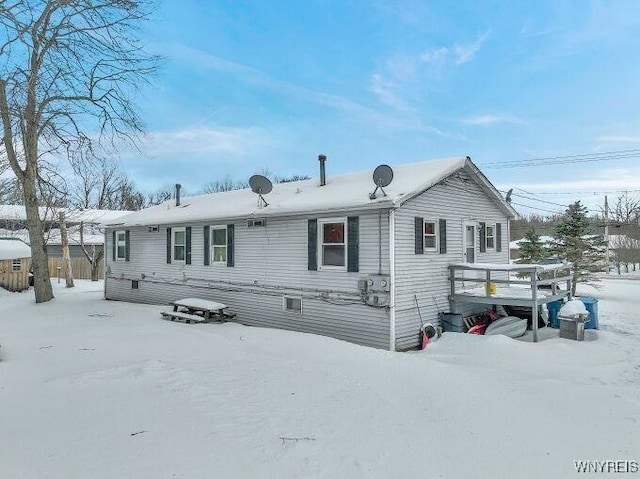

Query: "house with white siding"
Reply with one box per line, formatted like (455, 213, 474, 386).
(104, 156, 517, 350)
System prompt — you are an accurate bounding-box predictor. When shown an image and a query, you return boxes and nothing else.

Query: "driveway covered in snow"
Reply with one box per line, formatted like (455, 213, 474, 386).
(0, 279, 638, 478)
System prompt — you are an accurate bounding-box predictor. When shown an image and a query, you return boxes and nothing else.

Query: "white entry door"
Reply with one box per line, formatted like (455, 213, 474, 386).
(464, 223, 476, 263)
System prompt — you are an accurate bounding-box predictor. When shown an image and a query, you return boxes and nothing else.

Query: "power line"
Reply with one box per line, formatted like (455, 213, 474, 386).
(519, 188, 640, 196)
(510, 201, 564, 215)
(482, 148, 640, 169)
(499, 189, 569, 208)
(513, 189, 568, 208)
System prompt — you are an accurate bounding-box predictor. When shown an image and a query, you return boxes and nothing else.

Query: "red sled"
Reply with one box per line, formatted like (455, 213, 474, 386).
(468, 324, 486, 335)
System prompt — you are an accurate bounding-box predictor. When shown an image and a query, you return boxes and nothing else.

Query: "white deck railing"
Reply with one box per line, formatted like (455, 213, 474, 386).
(448, 262, 573, 342)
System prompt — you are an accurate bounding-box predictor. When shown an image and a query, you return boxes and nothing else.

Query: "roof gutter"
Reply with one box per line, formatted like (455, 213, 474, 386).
(105, 200, 399, 229)
(389, 208, 396, 352)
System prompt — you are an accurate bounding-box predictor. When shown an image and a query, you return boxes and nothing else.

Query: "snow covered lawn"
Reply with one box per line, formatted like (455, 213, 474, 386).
(0, 280, 638, 478)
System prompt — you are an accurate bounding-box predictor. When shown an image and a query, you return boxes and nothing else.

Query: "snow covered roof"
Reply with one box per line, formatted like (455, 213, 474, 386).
(110, 157, 517, 228)
(0, 205, 130, 225)
(44, 227, 104, 246)
(0, 226, 104, 246)
(0, 238, 31, 260)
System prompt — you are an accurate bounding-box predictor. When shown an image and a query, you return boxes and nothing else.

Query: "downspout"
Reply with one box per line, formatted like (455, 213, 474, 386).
(389, 208, 396, 352)
(378, 210, 382, 275)
(507, 220, 511, 263)
(103, 228, 108, 299)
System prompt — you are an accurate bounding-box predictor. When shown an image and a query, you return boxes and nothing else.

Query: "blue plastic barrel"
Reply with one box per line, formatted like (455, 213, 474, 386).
(579, 297, 599, 330)
(547, 300, 563, 329)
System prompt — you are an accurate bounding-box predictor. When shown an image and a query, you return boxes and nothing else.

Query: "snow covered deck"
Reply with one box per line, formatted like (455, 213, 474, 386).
(448, 262, 573, 342)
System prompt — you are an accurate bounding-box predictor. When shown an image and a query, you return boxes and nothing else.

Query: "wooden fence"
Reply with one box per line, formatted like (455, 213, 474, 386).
(48, 257, 104, 280)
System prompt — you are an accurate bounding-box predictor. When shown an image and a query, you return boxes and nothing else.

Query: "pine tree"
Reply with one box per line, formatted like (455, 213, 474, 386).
(518, 229, 547, 264)
(552, 201, 606, 295)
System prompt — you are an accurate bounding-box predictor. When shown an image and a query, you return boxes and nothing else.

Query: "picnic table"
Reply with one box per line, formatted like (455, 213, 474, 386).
(161, 297, 236, 323)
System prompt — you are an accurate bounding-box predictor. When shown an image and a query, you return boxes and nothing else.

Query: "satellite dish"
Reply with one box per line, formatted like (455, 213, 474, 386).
(249, 174, 272, 207)
(505, 188, 513, 203)
(369, 164, 394, 200)
(249, 175, 273, 194)
(373, 164, 394, 187)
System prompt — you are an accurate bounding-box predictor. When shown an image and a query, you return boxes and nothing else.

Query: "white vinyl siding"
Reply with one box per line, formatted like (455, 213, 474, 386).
(393, 169, 510, 350)
(105, 212, 391, 349)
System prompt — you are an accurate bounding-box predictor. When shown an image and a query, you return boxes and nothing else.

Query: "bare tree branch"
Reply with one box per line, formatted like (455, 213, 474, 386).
(0, 0, 159, 302)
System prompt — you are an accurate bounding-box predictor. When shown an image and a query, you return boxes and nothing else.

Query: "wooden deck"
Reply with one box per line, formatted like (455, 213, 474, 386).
(448, 262, 573, 342)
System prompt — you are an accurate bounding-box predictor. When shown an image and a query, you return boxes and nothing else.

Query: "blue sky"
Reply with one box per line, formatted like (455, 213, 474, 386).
(124, 0, 640, 216)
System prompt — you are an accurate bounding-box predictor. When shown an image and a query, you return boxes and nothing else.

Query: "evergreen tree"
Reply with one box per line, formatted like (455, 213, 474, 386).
(517, 229, 547, 264)
(552, 201, 606, 295)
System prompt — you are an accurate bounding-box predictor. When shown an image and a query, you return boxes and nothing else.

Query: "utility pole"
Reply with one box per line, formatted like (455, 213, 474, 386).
(604, 195, 610, 274)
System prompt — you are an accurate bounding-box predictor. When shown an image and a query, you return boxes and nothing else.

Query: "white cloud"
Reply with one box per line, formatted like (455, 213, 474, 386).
(596, 135, 640, 144)
(368, 30, 491, 116)
(419, 47, 449, 66)
(170, 44, 443, 135)
(453, 30, 491, 64)
(462, 114, 523, 126)
(139, 126, 268, 157)
(504, 168, 640, 192)
(420, 30, 492, 67)
(369, 73, 409, 111)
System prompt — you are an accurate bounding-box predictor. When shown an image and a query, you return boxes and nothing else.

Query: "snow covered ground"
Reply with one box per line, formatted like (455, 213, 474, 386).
(0, 279, 638, 478)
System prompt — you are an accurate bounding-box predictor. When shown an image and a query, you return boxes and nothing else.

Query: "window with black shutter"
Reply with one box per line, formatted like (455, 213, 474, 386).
(308, 219, 318, 271)
(347, 216, 359, 272)
(439, 219, 447, 254)
(479, 222, 487, 253)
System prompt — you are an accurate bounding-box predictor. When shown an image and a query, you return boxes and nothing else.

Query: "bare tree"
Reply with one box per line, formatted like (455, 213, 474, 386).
(68, 147, 144, 211)
(58, 211, 74, 287)
(274, 174, 311, 183)
(200, 172, 310, 195)
(146, 184, 176, 206)
(68, 145, 115, 209)
(0, 176, 22, 204)
(0, 1, 157, 302)
(79, 221, 104, 281)
(201, 176, 240, 194)
(612, 193, 640, 225)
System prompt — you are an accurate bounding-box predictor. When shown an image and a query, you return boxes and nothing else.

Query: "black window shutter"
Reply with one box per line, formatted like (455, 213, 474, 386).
(439, 219, 447, 254)
(479, 222, 487, 253)
(112, 230, 116, 261)
(347, 216, 359, 272)
(125, 230, 130, 262)
(308, 219, 318, 270)
(414, 217, 424, 254)
(227, 224, 234, 267)
(203, 226, 210, 266)
(185, 226, 192, 265)
(166, 227, 172, 264)
(496, 223, 502, 252)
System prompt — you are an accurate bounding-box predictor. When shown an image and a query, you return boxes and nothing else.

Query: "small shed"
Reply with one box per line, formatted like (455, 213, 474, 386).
(0, 238, 32, 292)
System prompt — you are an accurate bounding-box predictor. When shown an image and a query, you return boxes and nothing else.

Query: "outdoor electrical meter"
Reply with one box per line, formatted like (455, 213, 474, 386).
(359, 275, 391, 306)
